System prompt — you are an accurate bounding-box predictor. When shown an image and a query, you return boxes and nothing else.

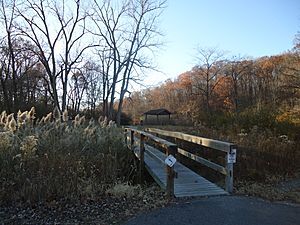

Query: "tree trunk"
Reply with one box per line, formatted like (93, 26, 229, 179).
(7, 30, 18, 111)
(0, 69, 11, 112)
(50, 76, 60, 111)
(61, 72, 68, 112)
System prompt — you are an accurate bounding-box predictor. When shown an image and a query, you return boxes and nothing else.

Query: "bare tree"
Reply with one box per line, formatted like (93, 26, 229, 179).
(225, 56, 250, 112)
(115, 0, 165, 125)
(81, 61, 102, 116)
(96, 45, 113, 118)
(194, 47, 225, 113)
(16, 0, 95, 111)
(90, 0, 127, 121)
(67, 70, 87, 114)
(0, 0, 44, 111)
(0, 0, 18, 111)
(90, 0, 165, 124)
(278, 36, 300, 107)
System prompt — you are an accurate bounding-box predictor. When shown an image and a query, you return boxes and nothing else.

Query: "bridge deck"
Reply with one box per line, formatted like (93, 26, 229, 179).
(133, 143, 228, 197)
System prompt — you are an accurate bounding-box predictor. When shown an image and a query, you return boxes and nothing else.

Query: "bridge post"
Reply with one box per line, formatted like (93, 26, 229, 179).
(225, 145, 236, 193)
(166, 145, 177, 198)
(225, 162, 233, 193)
(139, 133, 145, 183)
(124, 128, 128, 146)
(130, 130, 134, 150)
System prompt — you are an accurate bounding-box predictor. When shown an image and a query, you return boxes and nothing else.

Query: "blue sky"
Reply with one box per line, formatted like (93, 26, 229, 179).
(141, 0, 300, 88)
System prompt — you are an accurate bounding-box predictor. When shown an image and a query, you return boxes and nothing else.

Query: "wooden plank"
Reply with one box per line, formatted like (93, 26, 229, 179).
(126, 132, 228, 198)
(175, 182, 226, 190)
(139, 134, 145, 183)
(173, 162, 227, 197)
(145, 145, 165, 164)
(144, 163, 166, 190)
(146, 128, 235, 153)
(175, 183, 220, 189)
(175, 186, 225, 191)
(175, 188, 227, 194)
(175, 187, 226, 192)
(177, 148, 227, 175)
(175, 188, 224, 193)
(175, 191, 227, 197)
(176, 182, 217, 187)
(127, 127, 177, 149)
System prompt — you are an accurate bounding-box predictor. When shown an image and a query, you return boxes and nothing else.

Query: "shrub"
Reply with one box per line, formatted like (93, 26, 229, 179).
(0, 108, 136, 204)
(235, 107, 277, 131)
(234, 126, 300, 180)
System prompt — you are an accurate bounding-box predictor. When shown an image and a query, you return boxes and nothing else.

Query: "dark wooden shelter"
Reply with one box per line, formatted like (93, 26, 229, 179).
(143, 108, 172, 125)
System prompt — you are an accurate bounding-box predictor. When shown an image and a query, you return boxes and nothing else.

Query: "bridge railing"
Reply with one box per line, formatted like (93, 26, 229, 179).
(145, 128, 237, 193)
(124, 127, 177, 198)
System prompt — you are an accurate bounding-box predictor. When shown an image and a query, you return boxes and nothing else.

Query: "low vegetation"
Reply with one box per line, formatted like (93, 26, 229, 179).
(0, 107, 137, 205)
(147, 119, 300, 202)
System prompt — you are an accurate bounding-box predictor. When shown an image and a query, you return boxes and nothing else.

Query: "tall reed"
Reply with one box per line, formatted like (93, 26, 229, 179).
(0, 108, 136, 204)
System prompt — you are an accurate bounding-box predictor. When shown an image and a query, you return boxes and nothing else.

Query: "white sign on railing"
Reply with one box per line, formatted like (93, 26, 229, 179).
(227, 149, 237, 163)
(165, 155, 176, 167)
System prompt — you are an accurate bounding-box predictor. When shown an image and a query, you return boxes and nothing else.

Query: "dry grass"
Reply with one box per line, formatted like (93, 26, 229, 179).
(146, 124, 300, 202)
(0, 108, 137, 205)
(236, 179, 300, 203)
(149, 124, 299, 178)
(106, 183, 141, 198)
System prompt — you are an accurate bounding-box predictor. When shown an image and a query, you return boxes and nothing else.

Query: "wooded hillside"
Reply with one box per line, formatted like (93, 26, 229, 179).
(123, 45, 300, 137)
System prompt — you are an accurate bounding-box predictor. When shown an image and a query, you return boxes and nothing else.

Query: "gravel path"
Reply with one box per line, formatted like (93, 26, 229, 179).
(123, 195, 300, 225)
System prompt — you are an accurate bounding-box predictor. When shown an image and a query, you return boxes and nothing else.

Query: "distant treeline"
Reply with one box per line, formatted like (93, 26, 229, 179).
(123, 46, 300, 137)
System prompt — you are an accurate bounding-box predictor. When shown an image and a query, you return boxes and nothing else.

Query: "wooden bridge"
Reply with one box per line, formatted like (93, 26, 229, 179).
(124, 127, 237, 198)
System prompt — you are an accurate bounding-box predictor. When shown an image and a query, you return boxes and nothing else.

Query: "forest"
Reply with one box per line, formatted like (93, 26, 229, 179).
(0, 0, 165, 125)
(123, 45, 300, 136)
(0, 0, 299, 133)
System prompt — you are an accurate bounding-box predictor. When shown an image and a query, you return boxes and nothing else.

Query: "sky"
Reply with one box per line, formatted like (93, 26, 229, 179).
(139, 0, 300, 89)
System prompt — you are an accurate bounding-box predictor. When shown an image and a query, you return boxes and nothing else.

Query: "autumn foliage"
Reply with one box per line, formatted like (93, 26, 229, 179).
(124, 50, 300, 138)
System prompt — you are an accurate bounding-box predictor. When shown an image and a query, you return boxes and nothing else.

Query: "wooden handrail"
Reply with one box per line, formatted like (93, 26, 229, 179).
(139, 133, 145, 183)
(145, 127, 237, 193)
(129, 127, 177, 149)
(124, 127, 177, 198)
(177, 148, 227, 175)
(145, 128, 234, 153)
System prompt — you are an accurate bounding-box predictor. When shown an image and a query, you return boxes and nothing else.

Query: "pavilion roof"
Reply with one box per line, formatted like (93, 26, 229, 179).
(143, 108, 171, 115)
